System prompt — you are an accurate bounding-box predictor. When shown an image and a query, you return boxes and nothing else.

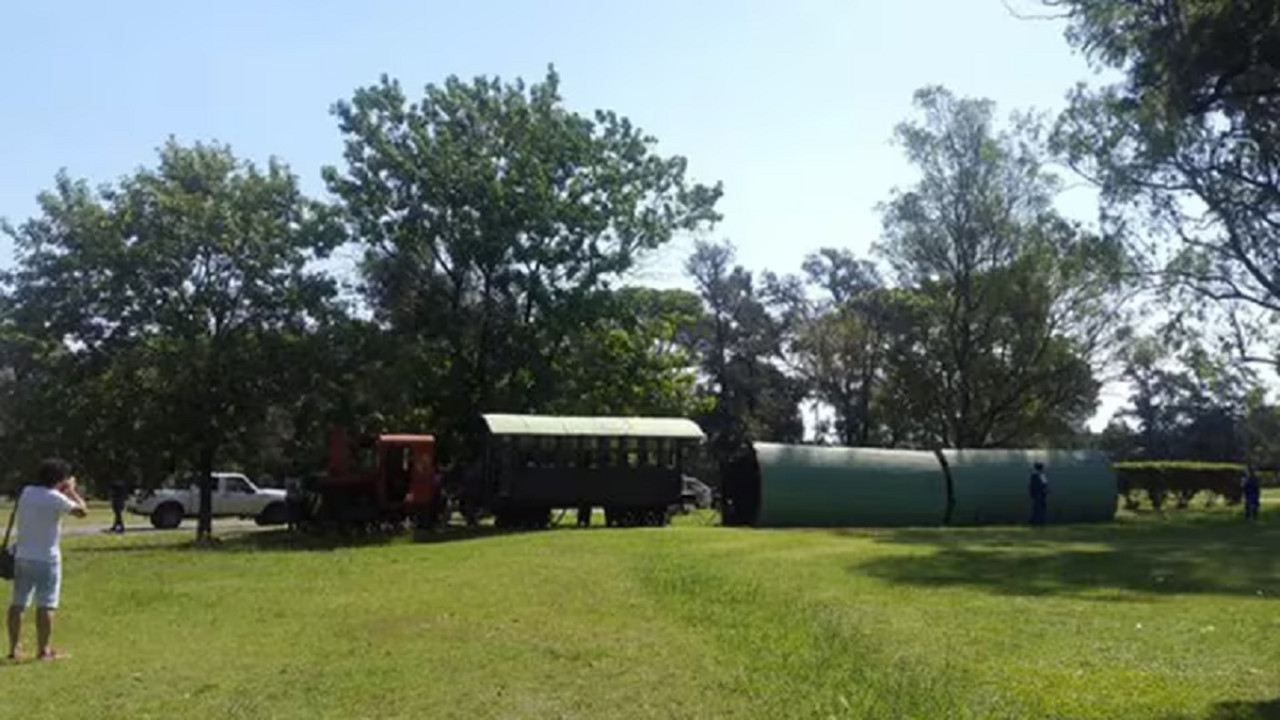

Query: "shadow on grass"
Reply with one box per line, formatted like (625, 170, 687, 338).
(850, 515, 1280, 600)
(208, 524, 540, 553)
(1199, 697, 1280, 720)
(1158, 697, 1280, 720)
(72, 523, 554, 554)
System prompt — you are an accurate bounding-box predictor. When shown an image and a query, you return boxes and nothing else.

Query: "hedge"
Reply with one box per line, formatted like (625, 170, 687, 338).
(1112, 461, 1269, 510)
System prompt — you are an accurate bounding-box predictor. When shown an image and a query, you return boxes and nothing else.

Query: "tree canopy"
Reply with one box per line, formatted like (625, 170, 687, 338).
(321, 65, 723, 456)
(1, 140, 343, 538)
(1046, 0, 1280, 364)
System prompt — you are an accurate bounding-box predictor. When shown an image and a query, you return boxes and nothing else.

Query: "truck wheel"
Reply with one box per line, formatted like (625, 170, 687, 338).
(255, 502, 288, 526)
(151, 503, 183, 530)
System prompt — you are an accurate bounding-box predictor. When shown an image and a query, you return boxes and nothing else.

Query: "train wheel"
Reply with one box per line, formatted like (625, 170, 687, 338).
(533, 509, 552, 530)
(462, 503, 481, 528)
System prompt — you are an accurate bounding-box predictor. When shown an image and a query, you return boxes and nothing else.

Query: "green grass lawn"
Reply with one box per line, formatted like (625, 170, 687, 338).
(2, 496, 1278, 719)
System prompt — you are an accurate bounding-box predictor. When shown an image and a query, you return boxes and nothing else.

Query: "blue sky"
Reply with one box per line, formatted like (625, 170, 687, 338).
(0, 0, 1130, 428)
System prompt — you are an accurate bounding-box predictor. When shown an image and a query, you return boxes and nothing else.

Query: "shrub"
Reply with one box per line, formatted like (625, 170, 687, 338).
(1112, 461, 1267, 511)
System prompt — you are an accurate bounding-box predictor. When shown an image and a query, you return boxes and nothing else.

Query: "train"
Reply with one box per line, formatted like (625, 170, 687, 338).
(287, 412, 1121, 535)
(288, 413, 713, 535)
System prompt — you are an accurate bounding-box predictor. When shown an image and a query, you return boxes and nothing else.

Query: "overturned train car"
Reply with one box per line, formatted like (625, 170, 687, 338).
(721, 442, 1118, 528)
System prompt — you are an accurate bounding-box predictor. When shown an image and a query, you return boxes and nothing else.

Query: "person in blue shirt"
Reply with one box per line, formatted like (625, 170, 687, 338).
(1029, 462, 1049, 526)
(1241, 466, 1261, 521)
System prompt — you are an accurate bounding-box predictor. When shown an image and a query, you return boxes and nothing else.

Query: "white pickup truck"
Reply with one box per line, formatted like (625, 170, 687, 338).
(126, 472, 289, 530)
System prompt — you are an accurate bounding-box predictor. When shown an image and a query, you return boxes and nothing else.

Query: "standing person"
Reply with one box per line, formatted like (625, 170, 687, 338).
(1028, 462, 1049, 527)
(1241, 466, 1261, 521)
(7, 458, 88, 661)
(109, 479, 129, 533)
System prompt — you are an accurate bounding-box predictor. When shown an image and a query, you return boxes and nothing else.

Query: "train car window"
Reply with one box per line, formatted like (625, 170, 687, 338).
(538, 436, 555, 467)
(354, 443, 376, 473)
(412, 445, 433, 476)
(556, 436, 570, 468)
(497, 437, 513, 467)
(562, 436, 575, 468)
(618, 438, 628, 468)
(596, 437, 610, 468)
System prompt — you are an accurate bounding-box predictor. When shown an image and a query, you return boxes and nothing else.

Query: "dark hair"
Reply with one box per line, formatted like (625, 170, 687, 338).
(37, 458, 72, 488)
(1033, 462, 1045, 471)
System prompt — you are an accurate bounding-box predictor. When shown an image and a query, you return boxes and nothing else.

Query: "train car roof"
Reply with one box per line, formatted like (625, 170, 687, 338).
(377, 434, 435, 444)
(480, 413, 706, 440)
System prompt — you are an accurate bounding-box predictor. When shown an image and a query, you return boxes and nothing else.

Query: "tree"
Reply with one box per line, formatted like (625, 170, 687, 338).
(545, 286, 709, 418)
(322, 66, 723, 453)
(874, 86, 1133, 447)
(685, 239, 806, 449)
(799, 250, 891, 447)
(774, 248, 893, 446)
(1045, 0, 1280, 365)
(1109, 331, 1261, 462)
(1, 139, 343, 540)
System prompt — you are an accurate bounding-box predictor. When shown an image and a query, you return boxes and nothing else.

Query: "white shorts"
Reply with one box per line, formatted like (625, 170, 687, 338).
(10, 557, 62, 610)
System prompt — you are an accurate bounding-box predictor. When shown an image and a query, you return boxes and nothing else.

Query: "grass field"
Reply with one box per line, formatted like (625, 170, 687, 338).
(1, 495, 1278, 719)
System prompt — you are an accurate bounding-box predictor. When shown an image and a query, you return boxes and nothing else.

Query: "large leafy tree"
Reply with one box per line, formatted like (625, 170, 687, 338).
(1, 139, 343, 539)
(544, 286, 708, 418)
(874, 86, 1133, 447)
(1102, 328, 1266, 462)
(1044, 0, 1280, 363)
(783, 248, 892, 447)
(685, 239, 806, 449)
(322, 66, 722, 454)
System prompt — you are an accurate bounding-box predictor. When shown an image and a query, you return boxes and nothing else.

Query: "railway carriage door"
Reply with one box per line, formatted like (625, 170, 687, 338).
(383, 445, 411, 504)
(491, 438, 508, 497)
(408, 443, 435, 504)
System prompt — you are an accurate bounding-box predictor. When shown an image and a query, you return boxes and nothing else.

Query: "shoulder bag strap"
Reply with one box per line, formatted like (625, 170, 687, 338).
(2, 489, 18, 550)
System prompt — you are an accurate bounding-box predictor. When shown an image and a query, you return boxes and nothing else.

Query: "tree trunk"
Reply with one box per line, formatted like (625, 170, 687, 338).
(196, 440, 216, 542)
